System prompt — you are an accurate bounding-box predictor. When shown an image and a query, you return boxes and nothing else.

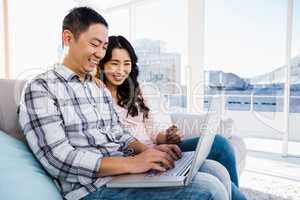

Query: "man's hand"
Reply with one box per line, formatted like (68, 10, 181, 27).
(98, 143, 182, 176)
(165, 125, 182, 144)
(125, 148, 175, 174)
(155, 144, 182, 160)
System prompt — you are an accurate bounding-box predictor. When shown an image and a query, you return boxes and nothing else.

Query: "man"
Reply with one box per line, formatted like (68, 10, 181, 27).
(18, 7, 228, 200)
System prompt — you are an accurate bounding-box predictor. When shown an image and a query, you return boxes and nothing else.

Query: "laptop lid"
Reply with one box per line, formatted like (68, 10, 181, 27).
(184, 133, 215, 185)
(185, 97, 220, 185)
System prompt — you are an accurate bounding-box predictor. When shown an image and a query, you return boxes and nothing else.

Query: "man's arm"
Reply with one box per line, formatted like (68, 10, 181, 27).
(127, 140, 149, 154)
(20, 80, 175, 181)
(19, 79, 102, 184)
(97, 139, 184, 177)
(95, 140, 157, 176)
(97, 147, 175, 177)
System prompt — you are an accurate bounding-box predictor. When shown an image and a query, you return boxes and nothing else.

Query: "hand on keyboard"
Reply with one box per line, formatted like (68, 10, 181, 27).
(154, 144, 182, 160)
(145, 152, 194, 177)
(126, 148, 175, 174)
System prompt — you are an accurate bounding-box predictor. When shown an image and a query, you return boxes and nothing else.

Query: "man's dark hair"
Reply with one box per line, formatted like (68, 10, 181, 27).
(62, 7, 108, 42)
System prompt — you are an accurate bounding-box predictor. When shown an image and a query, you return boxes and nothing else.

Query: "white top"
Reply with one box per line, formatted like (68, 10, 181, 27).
(114, 102, 172, 147)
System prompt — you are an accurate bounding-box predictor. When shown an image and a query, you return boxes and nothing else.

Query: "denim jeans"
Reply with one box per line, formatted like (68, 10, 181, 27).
(200, 159, 232, 199)
(178, 135, 247, 200)
(83, 172, 228, 200)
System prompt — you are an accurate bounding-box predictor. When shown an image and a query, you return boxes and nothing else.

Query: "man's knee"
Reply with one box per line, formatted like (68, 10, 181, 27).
(188, 173, 229, 200)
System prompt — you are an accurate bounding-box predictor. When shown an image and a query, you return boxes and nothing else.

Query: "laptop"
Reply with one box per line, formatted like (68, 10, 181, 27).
(106, 98, 219, 188)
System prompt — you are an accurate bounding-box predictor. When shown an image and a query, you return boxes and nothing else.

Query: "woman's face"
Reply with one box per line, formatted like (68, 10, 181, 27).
(103, 48, 132, 88)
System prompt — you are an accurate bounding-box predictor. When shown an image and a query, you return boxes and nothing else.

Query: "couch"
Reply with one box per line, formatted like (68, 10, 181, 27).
(0, 79, 247, 199)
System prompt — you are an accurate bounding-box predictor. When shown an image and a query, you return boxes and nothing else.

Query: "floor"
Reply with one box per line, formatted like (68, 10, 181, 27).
(239, 138, 300, 200)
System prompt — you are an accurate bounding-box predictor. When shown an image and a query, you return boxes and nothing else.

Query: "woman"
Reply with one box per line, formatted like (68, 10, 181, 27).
(96, 35, 247, 200)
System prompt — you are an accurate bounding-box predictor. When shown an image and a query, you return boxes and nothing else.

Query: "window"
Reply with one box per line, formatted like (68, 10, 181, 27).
(105, 8, 130, 39)
(8, 0, 77, 79)
(204, 0, 287, 138)
(288, 0, 300, 155)
(292, 0, 300, 58)
(134, 0, 188, 113)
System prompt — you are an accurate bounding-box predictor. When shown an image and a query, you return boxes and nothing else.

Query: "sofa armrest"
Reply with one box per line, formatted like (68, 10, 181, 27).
(170, 112, 234, 139)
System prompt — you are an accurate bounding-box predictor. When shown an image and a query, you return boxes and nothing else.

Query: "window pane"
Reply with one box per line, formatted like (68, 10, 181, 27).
(204, 0, 287, 141)
(292, 0, 300, 58)
(135, 0, 188, 113)
(8, 0, 77, 80)
(289, 0, 300, 155)
(104, 8, 130, 39)
(97, 0, 131, 10)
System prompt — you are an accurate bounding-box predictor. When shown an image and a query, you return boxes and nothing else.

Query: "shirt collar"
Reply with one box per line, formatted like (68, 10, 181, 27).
(54, 63, 93, 82)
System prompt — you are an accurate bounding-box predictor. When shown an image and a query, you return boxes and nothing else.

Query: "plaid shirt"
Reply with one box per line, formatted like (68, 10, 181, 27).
(18, 63, 136, 200)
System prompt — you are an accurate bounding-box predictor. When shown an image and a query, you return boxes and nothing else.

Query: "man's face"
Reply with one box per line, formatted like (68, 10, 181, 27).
(65, 23, 109, 75)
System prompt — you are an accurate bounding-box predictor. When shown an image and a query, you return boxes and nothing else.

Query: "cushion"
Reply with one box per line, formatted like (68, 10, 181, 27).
(152, 111, 173, 132)
(0, 79, 26, 142)
(216, 117, 234, 139)
(229, 135, 247, 164)
(170, 113, 235, 139)
(144, 94, 173, 132)
(0, 130, 63, 200)
(229, 135, 247, 175)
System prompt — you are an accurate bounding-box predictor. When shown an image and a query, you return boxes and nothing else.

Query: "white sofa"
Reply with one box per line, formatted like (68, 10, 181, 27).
(0, 79, 247, 175)
(171, 113, 246, 175)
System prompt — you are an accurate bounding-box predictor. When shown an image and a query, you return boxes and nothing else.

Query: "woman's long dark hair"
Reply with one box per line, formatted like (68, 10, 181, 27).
(97, 35, 150, 119)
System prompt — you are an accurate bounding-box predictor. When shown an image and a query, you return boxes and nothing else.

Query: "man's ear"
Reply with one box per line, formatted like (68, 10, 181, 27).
(62, 30, 73, 46)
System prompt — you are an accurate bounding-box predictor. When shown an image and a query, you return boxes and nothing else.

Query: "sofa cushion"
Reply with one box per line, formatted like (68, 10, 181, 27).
(216, 117, 235, 139)
(229, 135, 247, 175)
(170, 112, 233, 139)
(152, 111, 173, 133)
(0, 130, 63, 200)
(171, 113, 247, 175)
(0, 79, 26, 142)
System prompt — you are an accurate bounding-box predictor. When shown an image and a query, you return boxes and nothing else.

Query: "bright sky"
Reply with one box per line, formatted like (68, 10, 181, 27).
(204, 0, 300, 78)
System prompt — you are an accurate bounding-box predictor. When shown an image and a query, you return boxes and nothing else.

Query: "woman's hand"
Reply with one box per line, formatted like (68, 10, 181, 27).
(165, 125, 183, 144)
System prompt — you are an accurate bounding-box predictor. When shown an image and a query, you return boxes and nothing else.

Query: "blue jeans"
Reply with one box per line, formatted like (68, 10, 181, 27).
(83, 173, 228, 200)
(178, 135, 247, 200)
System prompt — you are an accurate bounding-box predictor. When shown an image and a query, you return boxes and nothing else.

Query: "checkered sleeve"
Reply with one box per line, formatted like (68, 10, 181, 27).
(18, 79, 102, 185)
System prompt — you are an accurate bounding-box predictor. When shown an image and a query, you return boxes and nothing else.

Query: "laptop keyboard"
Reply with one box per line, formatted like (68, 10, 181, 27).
(145, 151, 194, 177)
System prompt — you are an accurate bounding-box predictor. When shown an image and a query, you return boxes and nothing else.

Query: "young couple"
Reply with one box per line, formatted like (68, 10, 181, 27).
(19, 7, 246, 200)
